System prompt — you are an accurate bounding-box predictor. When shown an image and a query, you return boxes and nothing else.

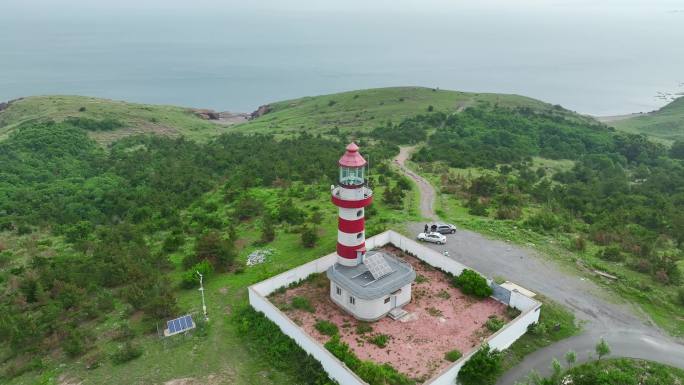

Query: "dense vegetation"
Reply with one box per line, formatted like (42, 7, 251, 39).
(394, 104, 684, 332)
(517, 357, 684, 385)
(0, 119, 401, 380)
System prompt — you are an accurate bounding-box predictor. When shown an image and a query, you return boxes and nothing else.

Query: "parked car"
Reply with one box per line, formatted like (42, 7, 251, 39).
(432, 223, 457, 234)
(417, 232, 447, 244)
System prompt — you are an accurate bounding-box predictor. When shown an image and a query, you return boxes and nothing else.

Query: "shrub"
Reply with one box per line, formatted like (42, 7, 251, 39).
(300, 225, 318, 248)
(180, 260, 213, 289)
(291, 296, 315, 313)
(111, 342, 142, 364)
(678, 287, 684, 306)
(356, 322, 373, 334)
(598, 246, 624, 262)
(457, 344, 502, 385)
(233, 307, 329, 384)
(260, 214, 276, 243)
(314, 320, 339, 336)
(64, 116, 124, 131)
(63, 329, 88, 357)
(369, 334, 389, 348)
(454, 269, 493, 298)
(485, 316, 505, 332)
(444, 349, 462, 362)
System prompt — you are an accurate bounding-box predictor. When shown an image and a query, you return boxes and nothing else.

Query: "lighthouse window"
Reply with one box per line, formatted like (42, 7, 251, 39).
(349, 296, 355, 305)
(357, 232, 363, 239)
(356, 209, 363, 217)
(384, 297, 391, 304)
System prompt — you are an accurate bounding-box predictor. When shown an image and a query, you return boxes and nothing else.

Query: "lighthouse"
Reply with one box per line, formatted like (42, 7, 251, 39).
(331, 142, 373, 267)
(327, 143, 416, 321)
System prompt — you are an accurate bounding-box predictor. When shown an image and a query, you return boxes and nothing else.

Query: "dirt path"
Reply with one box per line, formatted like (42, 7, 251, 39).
(393, 146, 437, 220)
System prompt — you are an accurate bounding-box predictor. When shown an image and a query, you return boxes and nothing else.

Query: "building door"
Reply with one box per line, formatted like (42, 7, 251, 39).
(391, 295, 397, 309)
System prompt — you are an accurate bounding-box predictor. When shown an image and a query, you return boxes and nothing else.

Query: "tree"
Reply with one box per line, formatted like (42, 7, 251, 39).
(260, 214, 276, 243)
(457, 344, 502, 385)
(191, 231, 236, 271)
(565, 350, 577, 366)
(668, 140, 684, 160)
(595, 338, 611, 360)
(454, 269, 493, 298)
(301, 225, 318, 248)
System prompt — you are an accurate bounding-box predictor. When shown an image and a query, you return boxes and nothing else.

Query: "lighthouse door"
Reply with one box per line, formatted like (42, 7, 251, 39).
(390, 295, 397, 309)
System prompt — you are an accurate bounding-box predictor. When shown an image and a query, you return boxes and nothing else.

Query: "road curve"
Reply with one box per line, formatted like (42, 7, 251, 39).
(394, 151, 684, 383)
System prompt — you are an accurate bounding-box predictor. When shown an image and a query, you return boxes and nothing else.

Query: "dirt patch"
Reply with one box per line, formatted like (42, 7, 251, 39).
(270, 247, 511, 382)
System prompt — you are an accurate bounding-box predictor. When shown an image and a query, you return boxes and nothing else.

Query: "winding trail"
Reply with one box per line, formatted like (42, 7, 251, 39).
(394, 147, 684, 384)
(394, 146, 437, 220)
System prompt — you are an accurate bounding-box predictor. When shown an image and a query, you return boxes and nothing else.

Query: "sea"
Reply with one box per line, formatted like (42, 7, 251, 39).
(1, 0, 683, 116)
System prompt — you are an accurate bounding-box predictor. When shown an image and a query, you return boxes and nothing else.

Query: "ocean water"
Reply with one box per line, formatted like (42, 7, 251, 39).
(1, 0, 683, 115)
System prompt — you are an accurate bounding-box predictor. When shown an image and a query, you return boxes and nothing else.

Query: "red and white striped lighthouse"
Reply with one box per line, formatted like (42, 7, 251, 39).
(331, 143, 373, 267)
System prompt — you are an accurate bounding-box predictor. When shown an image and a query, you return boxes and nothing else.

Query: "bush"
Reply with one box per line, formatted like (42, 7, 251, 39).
(356, 322, 373, 334)
(485, 316, 505, 332)
(369, 334, 389, 348)
(301, 225, 318, 248)
(444, 349, 462, 362)
(454, 269, 493, 298)
(180, 260, 213, 289)
(111, 342, 142, 365)
(457, 344, 502, 385)
(233, 307, 329, 384)
(314, 320, 339, 336)
(291, 296, 315, 313)
(677, 287, 684, 306)
(598, 246, 625, 262)
(64, 116, 124, 131)
(63, 329, 88, 357)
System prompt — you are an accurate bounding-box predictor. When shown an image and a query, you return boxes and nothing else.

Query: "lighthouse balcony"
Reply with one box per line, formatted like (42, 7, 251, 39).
(331, 186, 373, 208)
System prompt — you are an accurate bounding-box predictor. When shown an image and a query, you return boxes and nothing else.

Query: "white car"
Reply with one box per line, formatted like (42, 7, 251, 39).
(417, 232, 447, 245)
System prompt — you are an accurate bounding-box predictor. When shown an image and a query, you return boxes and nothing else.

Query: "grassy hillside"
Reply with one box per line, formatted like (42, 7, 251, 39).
(0, 95, 231, 144)
(611, 96, 684, 142)
(234, 86, 594, 136)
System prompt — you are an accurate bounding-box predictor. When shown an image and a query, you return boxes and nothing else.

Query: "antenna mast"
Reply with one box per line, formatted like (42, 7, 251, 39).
(196, 271, 208, 321)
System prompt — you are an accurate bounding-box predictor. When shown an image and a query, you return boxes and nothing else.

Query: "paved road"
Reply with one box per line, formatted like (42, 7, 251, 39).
(395, 148, 684, 383)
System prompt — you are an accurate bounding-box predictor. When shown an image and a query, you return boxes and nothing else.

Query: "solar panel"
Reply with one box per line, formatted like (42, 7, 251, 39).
(363, 253, 394, 280)
(166, 314, 195, 336)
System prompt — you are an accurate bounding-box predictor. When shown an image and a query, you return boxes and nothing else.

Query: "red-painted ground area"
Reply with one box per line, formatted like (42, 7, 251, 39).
(269, 248, 512, 382)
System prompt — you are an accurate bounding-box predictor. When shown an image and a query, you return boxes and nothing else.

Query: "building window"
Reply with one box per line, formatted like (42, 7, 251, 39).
(349, 296, 355, 305)
(336, 286, 342, 296)
(356, 209, 363, 217)
(357, 232, 363, 239)
(384, 297, 390, 304)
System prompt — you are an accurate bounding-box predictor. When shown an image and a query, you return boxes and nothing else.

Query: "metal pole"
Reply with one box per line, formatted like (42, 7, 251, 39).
(197, 271, 208, 321)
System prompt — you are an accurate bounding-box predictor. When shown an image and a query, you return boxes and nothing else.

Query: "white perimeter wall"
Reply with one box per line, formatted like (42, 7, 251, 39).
(249, 230, 541, 385)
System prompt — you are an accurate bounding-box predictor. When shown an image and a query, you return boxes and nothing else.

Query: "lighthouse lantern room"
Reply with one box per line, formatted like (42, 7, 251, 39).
(328, 143, 415, 321)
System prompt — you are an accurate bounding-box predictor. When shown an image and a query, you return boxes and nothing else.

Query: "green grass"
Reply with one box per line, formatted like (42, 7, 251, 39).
(230, 87, 589, 136)
(561, 358, 684, 384)
(611, 96, 684, 143)
(501, 296, 581, 372)
(0, 95, 229, 144)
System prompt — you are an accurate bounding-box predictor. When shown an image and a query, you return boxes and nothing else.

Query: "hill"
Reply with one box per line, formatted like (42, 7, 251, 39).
(0, 88, 594, 145)
(609, 96, 684, 143)
(233, 86, 596, 135)
(0, 95, 244, 144)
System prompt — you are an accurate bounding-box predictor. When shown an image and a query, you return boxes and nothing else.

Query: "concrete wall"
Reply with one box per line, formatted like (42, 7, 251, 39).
(249, 230, 541, 385)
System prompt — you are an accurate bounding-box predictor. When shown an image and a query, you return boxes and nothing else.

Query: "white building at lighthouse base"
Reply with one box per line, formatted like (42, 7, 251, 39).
(326, 250, 415, 321)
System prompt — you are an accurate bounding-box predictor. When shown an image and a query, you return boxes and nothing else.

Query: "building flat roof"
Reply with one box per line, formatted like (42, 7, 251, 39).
(327, 250, 416, 300)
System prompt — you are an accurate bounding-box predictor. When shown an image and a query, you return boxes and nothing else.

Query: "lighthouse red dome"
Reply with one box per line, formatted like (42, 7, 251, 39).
(338, 142, 367, 167)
